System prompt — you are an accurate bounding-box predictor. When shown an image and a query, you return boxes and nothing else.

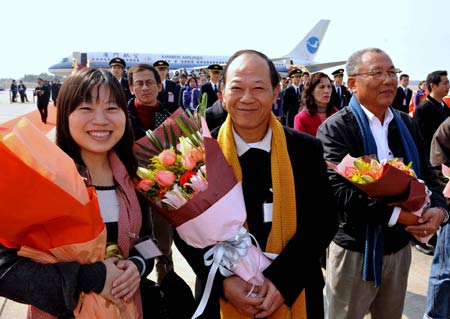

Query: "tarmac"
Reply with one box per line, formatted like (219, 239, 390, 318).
(0, 91, 435, 318)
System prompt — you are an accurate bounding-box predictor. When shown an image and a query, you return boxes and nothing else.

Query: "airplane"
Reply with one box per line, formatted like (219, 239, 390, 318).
(48, 19, 346, 77)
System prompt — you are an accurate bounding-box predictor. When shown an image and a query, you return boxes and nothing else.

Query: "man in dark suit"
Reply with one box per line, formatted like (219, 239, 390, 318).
(153, 60, 179, 113)
(392, 73, 413, 113)
(200, 64, 223, 108)
(175, 49, 337, 318)
(205, 79, 227, 133)
(317, 48, 447, 318)
(283, 68, 302, 128)
(412, 70, 450, 256)
(109, 57, 133, 103)
(414, 70, 450, 156)
(330, 68, 350, 110)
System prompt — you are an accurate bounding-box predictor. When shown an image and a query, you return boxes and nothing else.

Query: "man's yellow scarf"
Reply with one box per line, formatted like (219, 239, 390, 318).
(217, 113, 307, 319)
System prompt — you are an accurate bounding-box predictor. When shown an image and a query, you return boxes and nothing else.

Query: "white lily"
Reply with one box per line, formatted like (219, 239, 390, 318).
(162, 185, 188, 209)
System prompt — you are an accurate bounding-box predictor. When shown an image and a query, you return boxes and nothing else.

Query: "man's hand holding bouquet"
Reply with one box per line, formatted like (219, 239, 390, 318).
(0, 118, 137, 319)
(134, 103, 273, 318)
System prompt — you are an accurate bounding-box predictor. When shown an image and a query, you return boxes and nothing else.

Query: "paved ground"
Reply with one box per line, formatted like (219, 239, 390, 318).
(0, 91, 435, 318)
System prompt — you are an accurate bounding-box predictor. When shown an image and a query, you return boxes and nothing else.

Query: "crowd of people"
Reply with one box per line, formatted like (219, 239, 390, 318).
(1, 47, 450, 319)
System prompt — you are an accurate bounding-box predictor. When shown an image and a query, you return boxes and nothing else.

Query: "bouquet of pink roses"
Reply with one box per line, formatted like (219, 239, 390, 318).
(133, 107, 272, 318)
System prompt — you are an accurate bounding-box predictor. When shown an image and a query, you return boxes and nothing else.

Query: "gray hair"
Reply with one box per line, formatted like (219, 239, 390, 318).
(346, 48, 386, 76)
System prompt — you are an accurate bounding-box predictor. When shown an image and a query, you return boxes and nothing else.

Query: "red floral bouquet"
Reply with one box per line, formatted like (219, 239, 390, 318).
(133, 106, 272, 318)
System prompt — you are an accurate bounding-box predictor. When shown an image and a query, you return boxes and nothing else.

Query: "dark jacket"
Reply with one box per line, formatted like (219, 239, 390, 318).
(174, 126, 338, 318)
(157, 79, 179, 114)
(127, 98, 170, 140)
(316, 106, 447, 254)
(0, 192, 153, 318)
(283, 86, 301, 128)
(414, 96, 450, 156)
(392, 86, 413, 113)
(200, 82, 219, 108)
(205, 100, 227, 133)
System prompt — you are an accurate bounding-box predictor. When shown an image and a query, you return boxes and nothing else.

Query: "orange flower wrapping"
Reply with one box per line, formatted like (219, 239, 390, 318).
(0, 118, 138, 319)
(327, 154, 427, 211)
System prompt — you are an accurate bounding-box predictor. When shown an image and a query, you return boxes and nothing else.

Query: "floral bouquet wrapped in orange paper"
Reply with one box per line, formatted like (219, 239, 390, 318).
(327, 154, 428, 212)
(0, 117, 137, 319)
(134, 107, 272, 318)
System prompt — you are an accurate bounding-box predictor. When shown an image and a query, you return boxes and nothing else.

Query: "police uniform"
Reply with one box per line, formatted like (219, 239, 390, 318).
(153, 60, 179, 113)
(331, 68, 350, 110)
(283, 68, 303, 128)
(201, 64, 223, 108)
(109, 57, 133, 103)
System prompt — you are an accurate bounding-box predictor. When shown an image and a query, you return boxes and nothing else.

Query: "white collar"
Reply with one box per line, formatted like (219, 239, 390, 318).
(232, 126, 272, 157)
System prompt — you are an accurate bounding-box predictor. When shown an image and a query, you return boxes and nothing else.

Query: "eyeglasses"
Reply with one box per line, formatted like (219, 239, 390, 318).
(211, 71, 222, 75)
(133, 80, 157, 88)
(351, 68, 402, 80)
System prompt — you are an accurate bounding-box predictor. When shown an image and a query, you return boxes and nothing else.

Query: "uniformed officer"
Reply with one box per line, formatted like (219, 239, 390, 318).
(153, 60, 179, 113)
(109, 57, 133, 102)
(200, 64, 223, 108)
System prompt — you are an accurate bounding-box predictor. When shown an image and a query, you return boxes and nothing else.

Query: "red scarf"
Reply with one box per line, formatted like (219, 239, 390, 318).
(134, 99, 157, 131)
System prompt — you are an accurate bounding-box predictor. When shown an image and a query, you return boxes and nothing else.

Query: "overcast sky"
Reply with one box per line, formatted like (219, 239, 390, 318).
(1, 0, 449, 82)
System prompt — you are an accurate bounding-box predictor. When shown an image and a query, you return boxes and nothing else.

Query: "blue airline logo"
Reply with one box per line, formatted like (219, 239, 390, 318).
(306, 37, 319, 54)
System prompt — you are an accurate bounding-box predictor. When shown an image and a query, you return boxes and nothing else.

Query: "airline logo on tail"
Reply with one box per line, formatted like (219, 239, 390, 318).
(306, 37, 320, 54)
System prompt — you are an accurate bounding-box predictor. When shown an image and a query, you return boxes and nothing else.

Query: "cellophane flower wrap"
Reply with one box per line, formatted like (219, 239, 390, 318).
(0, 117, 137, 319)
(134, 106, 272, 318)
(327, 154, 428, 211)
(327, 154, 432, 243)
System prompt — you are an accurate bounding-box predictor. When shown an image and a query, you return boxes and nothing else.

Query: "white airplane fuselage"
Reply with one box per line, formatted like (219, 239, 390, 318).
(48, 20, 346, 77)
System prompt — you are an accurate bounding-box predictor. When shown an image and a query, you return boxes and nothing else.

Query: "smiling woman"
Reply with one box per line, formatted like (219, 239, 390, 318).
(0, 68, 156, 319)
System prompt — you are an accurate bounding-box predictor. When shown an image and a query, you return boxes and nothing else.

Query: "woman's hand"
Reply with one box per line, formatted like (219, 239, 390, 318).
(111, 259, 141, 302)
(100, 257, 124, 308)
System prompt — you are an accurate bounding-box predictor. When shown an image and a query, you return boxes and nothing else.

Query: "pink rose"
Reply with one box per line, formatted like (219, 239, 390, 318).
(159, 149, 177, 167)
(182, 154, 196, 170)
(189, 148, 204, 162)
(155, 170, 176, 188)
(137, 179, 154, 191)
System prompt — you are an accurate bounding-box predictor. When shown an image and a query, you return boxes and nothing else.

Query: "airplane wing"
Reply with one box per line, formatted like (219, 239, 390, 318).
(306, 61, 347, 73)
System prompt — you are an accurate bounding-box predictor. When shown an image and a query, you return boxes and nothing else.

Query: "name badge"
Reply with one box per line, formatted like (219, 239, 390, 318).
(168, 92, 174, 103)
(134, 238, 162, 259)
(263, 203, 273, 223)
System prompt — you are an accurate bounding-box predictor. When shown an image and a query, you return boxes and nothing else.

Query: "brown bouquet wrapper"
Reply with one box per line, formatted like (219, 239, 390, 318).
(327, 158, 427, 212)
(133, 109, 238, 227)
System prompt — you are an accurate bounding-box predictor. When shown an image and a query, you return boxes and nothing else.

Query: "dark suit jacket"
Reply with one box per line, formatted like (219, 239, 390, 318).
(414, 96, 450, 156)
(200, 82, 218, 108)
(331, 85, 350, 110)
(283, 86, 301, 128)
(120, 77, 133, 103)
(317, 106, 446, 254)
(174, 127, 338, 318)
(157, 79, 179, 113)
(392, 86, 413, 113)
(205, 100, 227, 132)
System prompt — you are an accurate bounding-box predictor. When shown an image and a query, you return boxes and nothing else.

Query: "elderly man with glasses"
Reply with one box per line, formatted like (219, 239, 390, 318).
(316, 48, 448, 318)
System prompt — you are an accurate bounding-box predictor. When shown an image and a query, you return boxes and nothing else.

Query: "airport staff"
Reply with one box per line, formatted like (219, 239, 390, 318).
(153, 60, 179, 113)
(330, 68, 350, 110)
(283, 68, 303, 128)
(201, 64, 223, 108)
(109, 57, 133, 102)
